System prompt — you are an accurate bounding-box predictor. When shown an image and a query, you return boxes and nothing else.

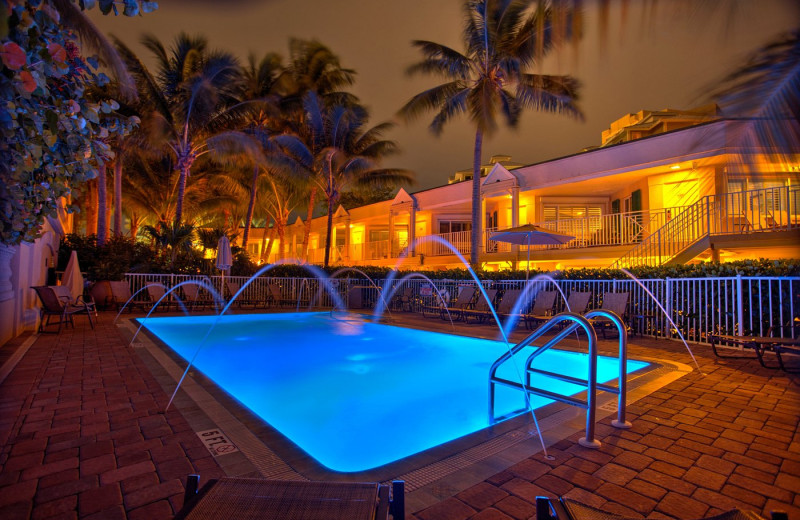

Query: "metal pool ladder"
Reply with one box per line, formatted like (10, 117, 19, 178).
(488, 311, 631, 448)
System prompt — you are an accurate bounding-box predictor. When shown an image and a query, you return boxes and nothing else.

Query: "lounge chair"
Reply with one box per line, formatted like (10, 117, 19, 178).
(591, 291, 630, 338)
(224, 280, 258, 308)
(564, 291, 592, 315)
(535, 496, 770, 520)
(32, 286, 95, 333)
(422, 286, 476, 320)
(181, 282, 213, 310)
(107, 280, 149, 312)
(146, 285, 176, 312)
(176, 475, 405, 520)
(463, 289, 499, 323)
(525, 290, 558, 329)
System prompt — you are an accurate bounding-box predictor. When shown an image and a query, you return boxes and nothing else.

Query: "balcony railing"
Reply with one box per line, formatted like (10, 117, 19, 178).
(615, 186, 800, 268)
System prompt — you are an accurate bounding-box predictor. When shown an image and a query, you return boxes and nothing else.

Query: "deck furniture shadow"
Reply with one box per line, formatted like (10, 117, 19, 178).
(709, 333, 800, 372)
(176, 475, 404, 520)
(32, 285, 95, 333)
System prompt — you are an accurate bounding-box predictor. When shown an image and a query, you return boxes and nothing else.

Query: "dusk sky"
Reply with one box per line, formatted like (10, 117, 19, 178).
(91, 0, 800, 192)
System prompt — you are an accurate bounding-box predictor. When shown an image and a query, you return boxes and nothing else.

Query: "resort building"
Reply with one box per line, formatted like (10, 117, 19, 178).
(243, 107, 800, 271)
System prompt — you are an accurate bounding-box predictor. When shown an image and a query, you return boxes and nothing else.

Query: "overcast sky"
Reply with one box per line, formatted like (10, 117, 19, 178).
(90, 0, 800, 192)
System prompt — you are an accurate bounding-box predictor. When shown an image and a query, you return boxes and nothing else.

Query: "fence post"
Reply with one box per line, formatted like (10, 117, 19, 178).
(665, 277, 671, 339)
(736, 274, 744, 337)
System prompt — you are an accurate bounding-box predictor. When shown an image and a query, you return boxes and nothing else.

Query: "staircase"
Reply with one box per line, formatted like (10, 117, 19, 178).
(614, 186, 800, 268)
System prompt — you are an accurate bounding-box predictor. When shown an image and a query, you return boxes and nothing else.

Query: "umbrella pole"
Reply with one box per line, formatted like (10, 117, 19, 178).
(526, 235, 531, 282)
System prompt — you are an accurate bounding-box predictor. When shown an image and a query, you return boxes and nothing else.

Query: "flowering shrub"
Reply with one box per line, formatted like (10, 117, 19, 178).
(0, 0, 154, 245)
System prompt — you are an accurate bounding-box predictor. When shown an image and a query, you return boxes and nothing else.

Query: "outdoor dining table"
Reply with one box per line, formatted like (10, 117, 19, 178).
(708, 333, 800, 372)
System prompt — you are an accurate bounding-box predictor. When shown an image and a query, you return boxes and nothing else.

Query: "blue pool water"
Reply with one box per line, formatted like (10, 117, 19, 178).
(142, 312, 648, 472)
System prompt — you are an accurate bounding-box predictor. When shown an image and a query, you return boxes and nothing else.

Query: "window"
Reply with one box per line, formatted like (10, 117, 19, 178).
(369, 229, 388, 242)
(543, 205, 602, 221)
(438, 221, 471, 234)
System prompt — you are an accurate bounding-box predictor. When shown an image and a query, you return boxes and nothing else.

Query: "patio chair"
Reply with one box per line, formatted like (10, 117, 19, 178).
(535, 496, 771, 520)
(50, 284, 97, 318)
(463, 289, 499, 323)
(176, 475, 404, 520)
(107, 280, 149, 312)
(390, 286, 414, 311)
(591, 291, 630, 338)
(422, 286, 476, 320)
(32, 286, 94, 333)
(525, 290, 558, 329)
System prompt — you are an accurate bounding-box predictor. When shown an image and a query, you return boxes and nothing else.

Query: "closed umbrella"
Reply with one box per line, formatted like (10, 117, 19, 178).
(216, 236, 233, 299)
(61, 250, 84, 300)
(491, 224, 575, 280)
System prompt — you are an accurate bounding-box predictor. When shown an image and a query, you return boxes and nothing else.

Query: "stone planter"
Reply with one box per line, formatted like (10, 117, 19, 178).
(0, 243, 15, 302)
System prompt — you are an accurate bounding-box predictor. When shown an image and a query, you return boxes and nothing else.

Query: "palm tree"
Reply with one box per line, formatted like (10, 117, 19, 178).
(123, 33, 245, 226)
(280, 39, 357, 261)
(279, 92, 413, 267)
(399, 0, 582, 268)
(708, 27, 800, 167)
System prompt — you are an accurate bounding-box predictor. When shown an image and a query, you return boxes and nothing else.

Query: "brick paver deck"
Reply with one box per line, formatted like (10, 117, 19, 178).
(0, 311, 798, 519)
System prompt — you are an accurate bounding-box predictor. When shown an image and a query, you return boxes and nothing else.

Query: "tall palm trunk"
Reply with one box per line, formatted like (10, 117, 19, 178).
(242, 165, 258, 249)
(276, 218, 286, 261)
(97, 165, 109, 246)
(263, 227, 276, 261)
(113, 156, 123, 236)
(174, 164, 188, 226)
(302, 185, 318, 261)
(323, 189, 336, 268)
(470, 129, 483, 269)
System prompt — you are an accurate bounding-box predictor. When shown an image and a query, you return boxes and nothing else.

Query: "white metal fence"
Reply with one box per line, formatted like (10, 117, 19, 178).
(124, 273, 798, 344)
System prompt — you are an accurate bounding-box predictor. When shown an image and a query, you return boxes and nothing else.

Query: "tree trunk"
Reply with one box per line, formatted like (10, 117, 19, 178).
(174, 165, 188, 226)
(129, 212, 141, 239)
(242, 165, 259, 250)
(263, 227, 276, 261)
(470, 129, 483, 269)
(276, 218, 286, 261)
(301, 185, 318, 261)
(97, 165, 108, 246)
(323, 190, 336, 267)
(113, 156, 123, 236)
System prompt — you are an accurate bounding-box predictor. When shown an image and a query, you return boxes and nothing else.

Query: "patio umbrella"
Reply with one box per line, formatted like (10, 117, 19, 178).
(60, 250, 84, 300)
(491, 224, 575, 280)
(215, 236, 233, 298)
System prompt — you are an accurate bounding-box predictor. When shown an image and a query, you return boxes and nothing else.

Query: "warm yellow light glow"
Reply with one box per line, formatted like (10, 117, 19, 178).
(670, 165, 681, 170)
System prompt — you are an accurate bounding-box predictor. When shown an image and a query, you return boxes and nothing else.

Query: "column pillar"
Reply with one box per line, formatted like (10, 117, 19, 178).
(388, 210, 394, 258)
(511, 186, 520, 268)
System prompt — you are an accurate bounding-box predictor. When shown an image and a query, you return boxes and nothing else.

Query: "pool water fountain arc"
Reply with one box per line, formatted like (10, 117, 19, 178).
(330, 267, 392, 316)
(377, 273, 457, 331)
(501, 273, 572, 339)
(619, 268, 703, 374)
(162, 261, 347, 413)
(128, 279, 222, 347)
(382, 234, 558, 458)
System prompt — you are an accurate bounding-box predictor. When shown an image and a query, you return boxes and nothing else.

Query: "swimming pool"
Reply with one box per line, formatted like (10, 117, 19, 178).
(142, 312, 648, 472)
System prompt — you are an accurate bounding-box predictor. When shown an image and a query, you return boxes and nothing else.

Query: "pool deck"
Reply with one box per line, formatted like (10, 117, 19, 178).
(0, 309, 798, 520)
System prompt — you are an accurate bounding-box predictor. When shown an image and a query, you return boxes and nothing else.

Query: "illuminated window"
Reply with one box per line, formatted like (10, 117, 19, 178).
(438, 221, 472, 234)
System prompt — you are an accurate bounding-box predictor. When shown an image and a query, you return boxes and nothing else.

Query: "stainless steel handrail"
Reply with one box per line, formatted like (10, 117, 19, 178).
(488, 311, 631, 449)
